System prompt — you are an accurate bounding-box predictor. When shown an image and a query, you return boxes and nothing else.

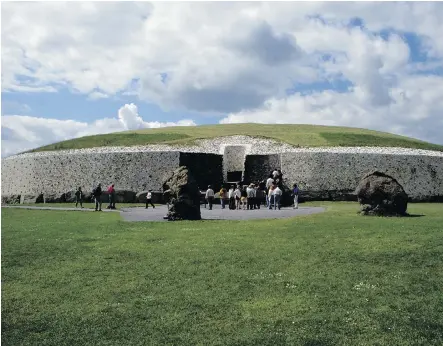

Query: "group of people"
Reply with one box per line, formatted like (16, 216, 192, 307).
(74, 183, 155, 211)
(204, 168, 300, 211)
(72, 169, 300, 212)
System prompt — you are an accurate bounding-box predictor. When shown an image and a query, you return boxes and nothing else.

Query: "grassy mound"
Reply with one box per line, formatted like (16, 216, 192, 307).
(2, 202, 443, 345)
(29, 123, 443, 152)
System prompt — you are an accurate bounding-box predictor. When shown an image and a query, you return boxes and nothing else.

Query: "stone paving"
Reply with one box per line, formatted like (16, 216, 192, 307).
(3, 204, 326, 221)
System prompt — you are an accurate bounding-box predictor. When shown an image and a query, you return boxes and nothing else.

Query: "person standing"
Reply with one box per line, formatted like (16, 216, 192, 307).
(219, 186, 228, 209)
(254, 184, 261, 209)
(75, 187, 83, 208)
(93, 183, 102, 211)
(234, 184, 242, 210)
(273, 185, 282, 210)
(265, 174, 274, 207)
(228, 185, 236, 210)
(146, 189, 155, 209)
(107, 184, 116, 209)
(241, 185, 248, 210)
(246, 184, 256, 210)
(206, 185, 215, 210)
(268, 185, 275, 210)
(292, 183, 300, 209)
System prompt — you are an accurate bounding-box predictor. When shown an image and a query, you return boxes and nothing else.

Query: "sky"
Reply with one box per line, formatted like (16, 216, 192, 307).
(1, 1, 443, 157)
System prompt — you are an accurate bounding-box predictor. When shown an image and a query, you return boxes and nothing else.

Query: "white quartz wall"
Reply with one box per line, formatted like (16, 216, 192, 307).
(222, 145, 248, 181)
(281, 152, 443, 201)
(1, 151, 180, 196)
(2, 135, 443, 202)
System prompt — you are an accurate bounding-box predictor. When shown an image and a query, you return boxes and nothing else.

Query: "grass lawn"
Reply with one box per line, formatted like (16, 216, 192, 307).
(28, 123, 443, 152)
(2, 202, 443, 345)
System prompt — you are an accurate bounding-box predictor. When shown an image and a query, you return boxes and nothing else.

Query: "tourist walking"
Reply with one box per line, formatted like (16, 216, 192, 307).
(93, 183, 102, 211)
(274, 185, 282, 210)
(292, 183, 299, 209)
(228, 185, 236, 210)
(206, 185, 215, 210)
(146, 189, 155, 209)
(75, 187, 83, 208)
(234, 185, 242, 210)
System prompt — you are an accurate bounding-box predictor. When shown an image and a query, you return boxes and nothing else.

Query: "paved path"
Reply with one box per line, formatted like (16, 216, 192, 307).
(3, 205, 325, 221)
(120, 205, 325, 222)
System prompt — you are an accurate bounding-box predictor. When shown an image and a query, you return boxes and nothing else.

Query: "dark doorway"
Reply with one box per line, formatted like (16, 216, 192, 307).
(227, 171, 242, 182)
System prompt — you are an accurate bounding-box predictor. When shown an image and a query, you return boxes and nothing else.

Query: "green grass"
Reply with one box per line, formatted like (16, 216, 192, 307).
(2, 202, 443, 345)
(27, 124, 443, 152)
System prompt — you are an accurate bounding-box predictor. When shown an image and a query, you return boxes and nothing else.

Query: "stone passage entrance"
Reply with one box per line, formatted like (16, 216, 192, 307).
(243, 154, 281, 184)
(222, 145, 248, 183)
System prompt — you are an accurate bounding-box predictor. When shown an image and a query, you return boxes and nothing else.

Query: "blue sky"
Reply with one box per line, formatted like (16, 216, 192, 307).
(2, 2, 443, 157)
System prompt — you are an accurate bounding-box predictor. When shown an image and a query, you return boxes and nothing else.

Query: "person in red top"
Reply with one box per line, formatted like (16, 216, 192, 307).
(107, 184, 116, 209)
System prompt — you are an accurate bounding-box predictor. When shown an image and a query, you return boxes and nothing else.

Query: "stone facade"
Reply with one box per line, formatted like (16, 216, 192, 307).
(2, 151, 180, 198)
(2, 136, 443, 203)
(280, 152, 443, 201)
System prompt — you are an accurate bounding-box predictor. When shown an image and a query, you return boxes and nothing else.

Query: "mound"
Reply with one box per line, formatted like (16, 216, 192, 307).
(27, 124, 443, 153)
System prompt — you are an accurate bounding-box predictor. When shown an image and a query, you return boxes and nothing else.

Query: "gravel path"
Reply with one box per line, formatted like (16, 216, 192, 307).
(3, 205, 326, 221)
(119, 205, 326, 222)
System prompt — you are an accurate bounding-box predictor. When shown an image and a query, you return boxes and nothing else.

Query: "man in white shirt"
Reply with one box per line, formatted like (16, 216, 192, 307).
(145, 189, 155, 209)
(273, 185, 282, 210)
(205, 185, 215, 210)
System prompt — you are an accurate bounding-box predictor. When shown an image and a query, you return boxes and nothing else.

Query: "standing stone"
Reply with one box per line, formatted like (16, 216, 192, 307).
(355, 171, 408, 216)
(162, 166, 201, 221)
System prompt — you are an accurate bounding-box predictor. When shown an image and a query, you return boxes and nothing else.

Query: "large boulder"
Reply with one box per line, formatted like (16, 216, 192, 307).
(162, 166, 201, 221)
(355, 171, 408, 216)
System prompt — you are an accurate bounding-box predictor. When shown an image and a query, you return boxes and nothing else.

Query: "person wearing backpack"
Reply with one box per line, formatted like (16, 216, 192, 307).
(292, 183, 300, 209)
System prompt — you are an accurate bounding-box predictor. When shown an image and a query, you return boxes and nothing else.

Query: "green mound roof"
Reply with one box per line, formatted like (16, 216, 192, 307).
(29, 123, 443, 153)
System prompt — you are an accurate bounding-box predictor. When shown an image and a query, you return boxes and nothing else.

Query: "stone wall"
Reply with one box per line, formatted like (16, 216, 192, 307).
(280, 152, 443, 201)
(1, 151, 180, 199)
(2, 138, 443, 204)
(222, 145, 248, 182)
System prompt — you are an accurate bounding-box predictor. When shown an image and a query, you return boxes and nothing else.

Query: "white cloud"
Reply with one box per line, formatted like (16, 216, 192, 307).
(220, 74, 443, 145)
(88, 91, 109, 100)
(1, 104, 196, 157)
(1, 2, 443, 145)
